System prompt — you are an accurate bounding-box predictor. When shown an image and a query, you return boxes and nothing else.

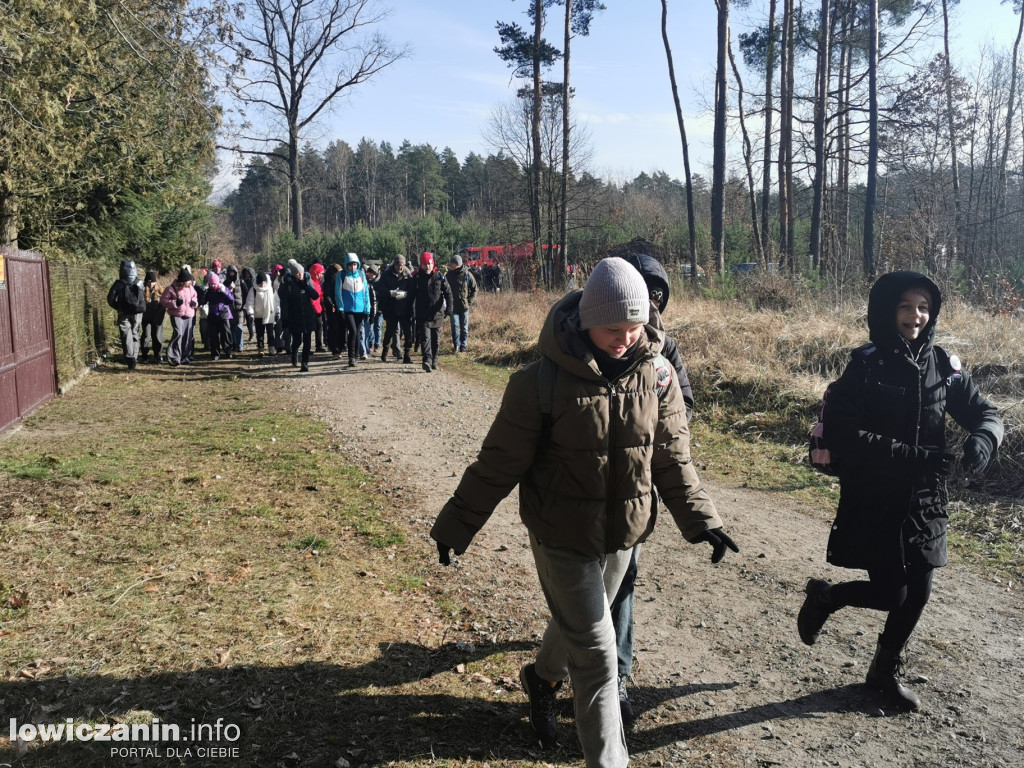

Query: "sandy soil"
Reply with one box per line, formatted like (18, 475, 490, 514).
(281, 350, 1023, 768)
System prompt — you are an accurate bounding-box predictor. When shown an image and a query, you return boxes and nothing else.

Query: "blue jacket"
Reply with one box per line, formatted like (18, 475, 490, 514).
(336, 253, 371, 314)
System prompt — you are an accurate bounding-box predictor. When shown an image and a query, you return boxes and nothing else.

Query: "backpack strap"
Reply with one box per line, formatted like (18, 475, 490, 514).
(536, 356, 557, 458)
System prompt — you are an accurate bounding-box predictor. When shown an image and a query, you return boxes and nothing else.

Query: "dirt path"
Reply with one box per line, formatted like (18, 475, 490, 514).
(278, 352, 1022, 768)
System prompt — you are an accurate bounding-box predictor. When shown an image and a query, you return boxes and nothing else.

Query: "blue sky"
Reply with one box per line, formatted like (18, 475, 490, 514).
(213, 0, 1023, 197)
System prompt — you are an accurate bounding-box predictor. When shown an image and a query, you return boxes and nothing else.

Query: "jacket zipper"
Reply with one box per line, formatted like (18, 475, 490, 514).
(606, 381, 618, 553)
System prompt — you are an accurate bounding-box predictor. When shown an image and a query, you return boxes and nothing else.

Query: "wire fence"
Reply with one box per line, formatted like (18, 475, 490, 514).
(48, 262, 120, 390)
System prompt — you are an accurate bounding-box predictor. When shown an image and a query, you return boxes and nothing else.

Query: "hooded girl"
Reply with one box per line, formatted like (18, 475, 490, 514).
(798, 271, 1003, 711)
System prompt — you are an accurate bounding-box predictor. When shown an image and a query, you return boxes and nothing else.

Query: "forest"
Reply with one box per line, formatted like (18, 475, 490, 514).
(5, 1, 1024, 301)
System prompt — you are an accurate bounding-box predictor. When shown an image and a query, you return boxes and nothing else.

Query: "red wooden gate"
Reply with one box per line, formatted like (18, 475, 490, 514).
(0, 248, 58, 434)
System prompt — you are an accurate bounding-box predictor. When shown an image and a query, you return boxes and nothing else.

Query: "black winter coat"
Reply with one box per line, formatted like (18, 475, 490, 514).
(414, 269, 453, 328)
(378, 267, 414, 319)
(278, 273, 320, 332)
(823, 272, 1003, 570)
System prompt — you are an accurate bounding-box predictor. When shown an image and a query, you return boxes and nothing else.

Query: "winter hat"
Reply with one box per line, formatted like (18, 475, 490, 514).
(181, 264, 192, 276)
(393, 254, 406, 268)
(145, 270, 158, 284)
(212, 259, 222, 272)
(257, 271, 270, 285)
(272, 263, 284, 275)
(176, 268, 191, 283)
(450, 253, 463, 267)
(365, 264, 378, 276)
(578, 257, 651, 330)
(207, 272, 221, 289)
(420, 252, 434, 272)
(287, 259, 303, 277)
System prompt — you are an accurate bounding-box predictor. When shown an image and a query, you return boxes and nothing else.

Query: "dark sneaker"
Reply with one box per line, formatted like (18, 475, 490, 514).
(520, 664, 560, 748)
(422, 362, 432, 373)
(300, 364, 309, 372)
(797, 578, 834, 646)
(618, 675, 635, 728)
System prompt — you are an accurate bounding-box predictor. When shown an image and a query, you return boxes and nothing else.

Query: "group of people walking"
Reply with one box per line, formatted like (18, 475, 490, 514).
(429, 258, 1002, 768)
(110, 250, 1003, 767)
(106, 251, 478, 374)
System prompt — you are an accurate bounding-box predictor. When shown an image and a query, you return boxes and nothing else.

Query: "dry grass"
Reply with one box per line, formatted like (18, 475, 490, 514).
(0, 362, 555, 767)
(467, 285, 1023, 573)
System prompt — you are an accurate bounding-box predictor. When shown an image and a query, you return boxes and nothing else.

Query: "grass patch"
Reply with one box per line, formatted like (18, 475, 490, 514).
(0, 359, 546, 767)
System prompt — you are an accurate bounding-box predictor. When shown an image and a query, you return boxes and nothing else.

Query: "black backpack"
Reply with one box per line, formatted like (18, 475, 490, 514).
(119, 281, 146, 315)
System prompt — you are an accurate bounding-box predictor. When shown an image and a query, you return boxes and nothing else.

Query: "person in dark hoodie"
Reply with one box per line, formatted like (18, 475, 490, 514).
(610, 251, 696, 724)
(279, 258, 320, 372)
(223, 264, 245, 352)
(106, 258, 146, 370)
(797, 271, 1003, 712)
(431, 257, 737, 765)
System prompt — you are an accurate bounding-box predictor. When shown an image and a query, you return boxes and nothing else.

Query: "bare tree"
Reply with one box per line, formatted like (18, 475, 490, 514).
(809, 0, 831, 273)
(941, 0, 963, 261)
(726, 33, 763, 264)
(661, 0, 699, 284)
(224, 0, 406, 239)
(864, 0, 879, 277)
(711, 0, 730, 276)
(761, 0, 778, 268)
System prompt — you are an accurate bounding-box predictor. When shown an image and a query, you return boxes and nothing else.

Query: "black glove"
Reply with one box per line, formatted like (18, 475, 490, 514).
(962, 433, 994, 475)
(189, 301, 198, 308)
(920, 447, 955, 477)
(692, 529, 739, 563)
(435, 540, 464, 566)
(175, 298, 183, 307)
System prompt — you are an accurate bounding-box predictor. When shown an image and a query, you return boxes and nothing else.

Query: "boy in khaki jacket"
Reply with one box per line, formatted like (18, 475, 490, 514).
(431, 257, 737, 768)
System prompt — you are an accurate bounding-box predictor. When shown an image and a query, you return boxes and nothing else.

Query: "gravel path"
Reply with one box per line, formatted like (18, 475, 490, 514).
(273, 350, 1023, 768)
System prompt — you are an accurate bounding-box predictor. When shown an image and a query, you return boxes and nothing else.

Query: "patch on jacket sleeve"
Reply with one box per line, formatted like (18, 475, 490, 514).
(653, 354, 674, 395)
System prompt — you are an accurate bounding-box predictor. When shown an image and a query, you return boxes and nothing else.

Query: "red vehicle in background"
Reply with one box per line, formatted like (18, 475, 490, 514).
(458, 243, 561, 290)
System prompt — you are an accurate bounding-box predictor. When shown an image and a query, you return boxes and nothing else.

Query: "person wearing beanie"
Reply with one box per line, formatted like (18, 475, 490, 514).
(278, 259, 319, 371)
(379, 254, 414, 362)
(161, 268, 198, 365)
(199, 270, 235, 360)
(308, 262, 326, 353)
(797, 271, 1002, 712)
(139, 270, 166, 364)
(445, 253, 477, 353)
(413, 252, 453, 372)
(604, 251, 697, 724)
(431, 257, 737, 763)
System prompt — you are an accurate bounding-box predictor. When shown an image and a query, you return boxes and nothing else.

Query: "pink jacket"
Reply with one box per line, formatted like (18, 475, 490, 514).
(161, 282, 198, 319)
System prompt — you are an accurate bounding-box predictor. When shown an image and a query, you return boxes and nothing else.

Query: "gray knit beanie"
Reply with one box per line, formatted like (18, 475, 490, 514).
(287, 258, 302, 277)
(578, 257, 650, 330)
(450, 253, 463, 267)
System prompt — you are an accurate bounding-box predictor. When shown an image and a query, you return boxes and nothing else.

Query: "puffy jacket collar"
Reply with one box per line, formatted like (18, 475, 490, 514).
(538, 291, 665, 382)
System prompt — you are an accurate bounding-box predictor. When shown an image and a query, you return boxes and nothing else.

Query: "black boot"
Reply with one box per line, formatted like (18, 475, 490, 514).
(797, 578, 834, 646)
(403, 350, 412, 364)
(865, 636, 921, 711)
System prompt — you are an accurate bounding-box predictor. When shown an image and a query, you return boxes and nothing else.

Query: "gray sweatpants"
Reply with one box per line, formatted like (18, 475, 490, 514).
(117, 312, 142, 362)
(530, 533, 632, 768)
